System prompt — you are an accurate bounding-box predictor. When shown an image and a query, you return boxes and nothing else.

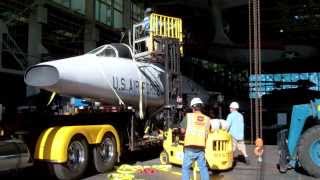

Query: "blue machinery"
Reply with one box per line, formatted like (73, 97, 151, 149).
(249, 73, 320, 177)
(277, 99, 320, 177)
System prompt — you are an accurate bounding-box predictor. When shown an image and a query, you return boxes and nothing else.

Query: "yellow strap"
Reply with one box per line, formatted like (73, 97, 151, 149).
(171, 171, 182, 176)
(97, 60, 125, 106)
(107, 173, 134, 180)
(139, 80, 144, 119)
(151, 164, 172, 172)
(47, 92, 56, 106)
(116, 164, 144, 174)
(109, 164, 181, 179)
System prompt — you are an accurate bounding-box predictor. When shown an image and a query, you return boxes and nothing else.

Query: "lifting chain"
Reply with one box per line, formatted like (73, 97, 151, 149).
(249, 0, 264, 164)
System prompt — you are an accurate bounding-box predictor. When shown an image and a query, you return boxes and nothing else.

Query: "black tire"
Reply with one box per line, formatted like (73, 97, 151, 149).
(51, 136, 89, 180)
(298, 125, 320, 178)
(160, 151, 169, 165)
(277, 129, 289, 173)
(93, 133, 117, 173)
(278, 151, 288, 173)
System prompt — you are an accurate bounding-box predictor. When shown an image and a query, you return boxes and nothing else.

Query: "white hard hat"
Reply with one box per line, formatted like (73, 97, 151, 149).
(190, 97, 203, 107)
(145, 8, 153, 14)
(229, 101, 239, 109)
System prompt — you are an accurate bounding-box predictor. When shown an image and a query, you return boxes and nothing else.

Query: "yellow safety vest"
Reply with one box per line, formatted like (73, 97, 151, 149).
(184, 112, 210, 148)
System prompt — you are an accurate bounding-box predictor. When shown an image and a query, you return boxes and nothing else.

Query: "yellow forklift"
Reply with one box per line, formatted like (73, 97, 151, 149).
(160, 121, 233, 170)
(138, 11, 233, 171)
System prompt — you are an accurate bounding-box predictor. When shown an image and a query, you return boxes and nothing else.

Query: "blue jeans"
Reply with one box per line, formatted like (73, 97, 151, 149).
(182, 147, 209, 180)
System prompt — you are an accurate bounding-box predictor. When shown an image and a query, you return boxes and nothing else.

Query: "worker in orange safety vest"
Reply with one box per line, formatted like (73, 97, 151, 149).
(180, 97, 210, 180)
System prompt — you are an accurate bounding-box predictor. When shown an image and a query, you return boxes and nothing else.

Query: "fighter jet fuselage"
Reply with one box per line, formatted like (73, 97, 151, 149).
(24, 43, 165, 109)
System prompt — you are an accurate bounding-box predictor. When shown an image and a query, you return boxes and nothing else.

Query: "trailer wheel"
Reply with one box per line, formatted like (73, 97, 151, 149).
(52, 137, 88, 180)
(298, 125, 320, 178)
(93, 133, 117, 173)
(160, 151, 169, 165)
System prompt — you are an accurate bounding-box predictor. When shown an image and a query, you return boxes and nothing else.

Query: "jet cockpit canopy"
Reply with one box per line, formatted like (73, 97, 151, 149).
(86, 43, 133, 59)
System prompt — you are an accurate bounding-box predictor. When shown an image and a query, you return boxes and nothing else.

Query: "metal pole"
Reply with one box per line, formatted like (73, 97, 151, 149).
(164, 39, 170, 105)
(130, 110, 134, 151)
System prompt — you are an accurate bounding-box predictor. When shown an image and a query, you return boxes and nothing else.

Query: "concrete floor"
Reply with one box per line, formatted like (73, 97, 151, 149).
(84, 145, 317, 180)
(0, 145, 316, 179)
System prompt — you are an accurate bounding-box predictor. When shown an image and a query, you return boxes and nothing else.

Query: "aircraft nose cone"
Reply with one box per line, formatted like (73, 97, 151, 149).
(24, 65, 59, 87)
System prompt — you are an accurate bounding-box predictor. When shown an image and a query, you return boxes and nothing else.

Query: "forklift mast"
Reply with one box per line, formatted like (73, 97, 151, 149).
(132, 13, 184, 118)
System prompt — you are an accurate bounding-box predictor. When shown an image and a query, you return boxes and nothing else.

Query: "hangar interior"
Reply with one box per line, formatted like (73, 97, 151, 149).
(1, 0, 320, 145)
